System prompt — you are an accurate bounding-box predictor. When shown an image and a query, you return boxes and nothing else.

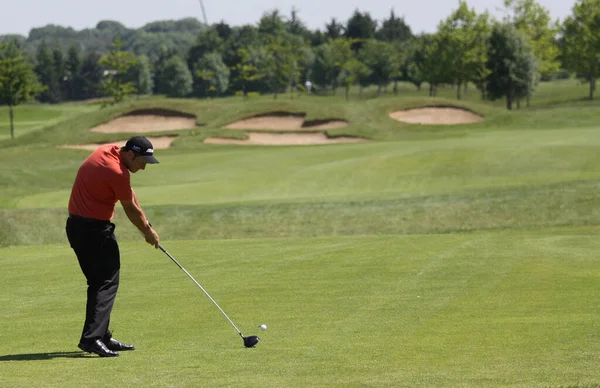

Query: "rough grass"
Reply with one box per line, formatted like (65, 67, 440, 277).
(0, 103, 97, 140)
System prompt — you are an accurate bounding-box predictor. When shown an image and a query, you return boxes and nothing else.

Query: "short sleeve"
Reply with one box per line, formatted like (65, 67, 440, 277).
(113, 171, 133, 201)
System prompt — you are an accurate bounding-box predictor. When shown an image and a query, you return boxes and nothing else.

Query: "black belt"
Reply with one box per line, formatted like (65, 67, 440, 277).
(68, 214, 110, 224)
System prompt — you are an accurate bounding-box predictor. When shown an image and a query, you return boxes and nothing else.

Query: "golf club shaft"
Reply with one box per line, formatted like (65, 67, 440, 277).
(157, 244, 243, 337)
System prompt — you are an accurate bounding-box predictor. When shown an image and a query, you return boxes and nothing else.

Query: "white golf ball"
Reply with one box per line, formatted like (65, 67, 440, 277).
(259, 324, 267, 331)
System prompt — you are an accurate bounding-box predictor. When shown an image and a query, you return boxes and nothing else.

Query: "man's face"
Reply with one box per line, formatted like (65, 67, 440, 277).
(123, 150, 148, 173)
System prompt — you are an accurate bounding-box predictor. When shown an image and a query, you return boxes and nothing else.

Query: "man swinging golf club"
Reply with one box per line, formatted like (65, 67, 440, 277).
(66, 136, 160, 357)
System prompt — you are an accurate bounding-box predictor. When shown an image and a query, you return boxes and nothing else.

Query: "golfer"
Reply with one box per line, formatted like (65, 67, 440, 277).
(66, 136, 160, 357)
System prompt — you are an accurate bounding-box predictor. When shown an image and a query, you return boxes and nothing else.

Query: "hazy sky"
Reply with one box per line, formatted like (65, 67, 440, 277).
(0, 0, 576, 36)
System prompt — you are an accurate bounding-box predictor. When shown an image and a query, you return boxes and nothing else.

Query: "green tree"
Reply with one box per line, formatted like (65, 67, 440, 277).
(324, 18, 345, 40)
(0, 42, 44, 138)
(0, 35, 26, 47)
(400, 38, 426, 91)
(262, 37, 297, 99)
(345, 10, 377, 41)
(96, 20, 130, 37)
(214, 21, 233, 41)
(376, 9, 413, 43)
(193, 52, 230, 98)
(561, 0, 600, 100)
(52, 46, 67, 101)
(152, 46, 179, 95)
(345, 10, 377, 51)
(358, 40, 398, 95)
(338, 57, 370, 101)
(142, 18, 203, 33)
(99, 37, 138, 105)
(415, 33, 453, 96)
(187, 27, 223, 70)
(311, 38, 359, 94)
(35, 41, 61, 103)
(311, 38, 371, 99)
(470, 23, 493, 100)
(134, 54, 153, 95)
(231, 47, 265, 97)
(297, 45, 316, 86)
(283, 34, 313, 97)
(258, 10, 287, 36)
(504, 0, 561, 81)
(222, 25, 260, 64)
(286, 7, 311, 41)
(328, 38, 355, 99)
(162, 55, 193, 97)
(309, 30, 326, 46)
(65, 45, 82, 100)
(438, 1, 491, 99)
(128, 30, 191, 63)
(311, 43, 339, 91)
(486, 23, 540, 110)
(79, 52, 103, 99)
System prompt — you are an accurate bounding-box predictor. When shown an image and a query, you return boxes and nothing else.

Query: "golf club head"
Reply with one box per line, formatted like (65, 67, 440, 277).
(243, 335, 260, 348)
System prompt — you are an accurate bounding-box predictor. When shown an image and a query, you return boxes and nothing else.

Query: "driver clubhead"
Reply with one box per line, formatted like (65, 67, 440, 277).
(243, 335, 260, 348)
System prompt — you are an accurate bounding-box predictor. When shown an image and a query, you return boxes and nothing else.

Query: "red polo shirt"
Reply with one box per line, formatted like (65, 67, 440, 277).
(68, 145, 133, 221)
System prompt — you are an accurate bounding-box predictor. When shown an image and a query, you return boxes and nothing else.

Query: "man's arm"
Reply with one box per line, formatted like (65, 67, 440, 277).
(121, 190, 159, 247)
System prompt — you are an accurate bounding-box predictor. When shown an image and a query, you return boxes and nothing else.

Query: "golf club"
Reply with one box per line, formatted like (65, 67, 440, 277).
(157, 243, 260, 348)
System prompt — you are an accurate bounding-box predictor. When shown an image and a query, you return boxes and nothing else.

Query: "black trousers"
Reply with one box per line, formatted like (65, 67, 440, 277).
(66, 215, 120, 343)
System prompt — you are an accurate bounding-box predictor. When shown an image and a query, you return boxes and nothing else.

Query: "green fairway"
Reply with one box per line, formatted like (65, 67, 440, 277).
(1, 229, 599, 387)
(1, 81, 600, 386)
(0, 103, 97, 140)
(4, 125, 600, 246)
(15, 126, 600, 208)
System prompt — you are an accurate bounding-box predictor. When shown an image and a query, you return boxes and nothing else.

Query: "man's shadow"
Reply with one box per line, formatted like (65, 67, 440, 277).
(0, 351, 85, 361)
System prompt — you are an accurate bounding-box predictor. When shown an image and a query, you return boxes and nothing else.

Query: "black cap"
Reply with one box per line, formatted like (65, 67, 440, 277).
(124, 136, 159, 164)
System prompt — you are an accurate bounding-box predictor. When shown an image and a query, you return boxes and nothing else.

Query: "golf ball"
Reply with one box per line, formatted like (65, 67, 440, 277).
(259, 324, 267, 331)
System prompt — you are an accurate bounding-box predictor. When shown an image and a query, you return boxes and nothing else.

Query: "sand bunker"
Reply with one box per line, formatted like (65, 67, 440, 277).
(204, 132, 366, 146)
(59, 136, 178, 151)
(224, 112, 348, 131)
(91, 109, 198, 133)
(302, 120, 349, 130)
(389, 107, 483, 125)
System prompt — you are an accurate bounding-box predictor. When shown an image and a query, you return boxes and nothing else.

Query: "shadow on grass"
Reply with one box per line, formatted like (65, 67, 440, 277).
(0, 351, 85, 361)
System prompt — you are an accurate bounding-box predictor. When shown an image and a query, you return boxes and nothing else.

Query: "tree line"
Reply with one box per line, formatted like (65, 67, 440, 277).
(2, 0, 600, 137)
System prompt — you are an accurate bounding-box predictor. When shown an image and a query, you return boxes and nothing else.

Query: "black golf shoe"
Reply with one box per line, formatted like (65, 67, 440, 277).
(105, 337, 135, 351)
(78, 339, 119, 357)
(103, 330, 135, 351)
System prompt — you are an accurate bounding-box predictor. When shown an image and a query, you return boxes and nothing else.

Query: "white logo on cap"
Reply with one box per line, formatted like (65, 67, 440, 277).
(146, 149, 154, 154)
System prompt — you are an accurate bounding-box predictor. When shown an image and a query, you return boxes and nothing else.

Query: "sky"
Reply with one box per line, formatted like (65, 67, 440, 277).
(0, 0, 576, 36)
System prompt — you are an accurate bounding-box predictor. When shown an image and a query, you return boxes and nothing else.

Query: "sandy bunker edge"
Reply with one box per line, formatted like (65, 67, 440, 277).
(389, 106, 484, 125)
